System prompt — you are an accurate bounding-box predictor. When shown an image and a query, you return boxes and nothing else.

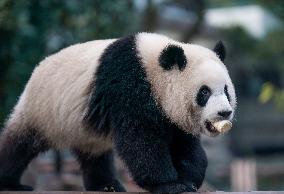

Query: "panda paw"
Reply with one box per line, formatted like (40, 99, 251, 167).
(103, 186, 116, 192)
(101, 184, 125, 192)
(149, 182, 197, 194)
(0, 184, 33, 191)
(95, 180, 126, 192)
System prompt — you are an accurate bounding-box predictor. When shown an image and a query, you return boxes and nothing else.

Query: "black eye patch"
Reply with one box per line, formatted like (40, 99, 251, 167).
(224, 85, 231, 102)
(196, 85, 211, 107)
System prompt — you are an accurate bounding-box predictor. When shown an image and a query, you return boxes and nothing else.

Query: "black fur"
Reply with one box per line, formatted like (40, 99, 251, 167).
(159, 44, 187, 71)
(196, 85, 211, 107)
(171, 129, 207, 190)
(224, 84, 231, 102)
(85, 34, 207, 193)
(0, 128, 49, 191)
(213, 41, 226, 62)
(84, 34, 155, 136)
(73, 150, 125, 192)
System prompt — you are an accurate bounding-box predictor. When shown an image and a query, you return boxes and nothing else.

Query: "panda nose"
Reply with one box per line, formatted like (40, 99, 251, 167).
(218, 111, 232, 118)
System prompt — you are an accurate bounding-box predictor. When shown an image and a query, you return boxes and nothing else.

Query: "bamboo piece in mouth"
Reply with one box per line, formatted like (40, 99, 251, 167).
(213, 120, 232, 133)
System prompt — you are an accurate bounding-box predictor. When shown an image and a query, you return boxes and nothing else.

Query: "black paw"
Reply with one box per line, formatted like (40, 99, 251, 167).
(103, 186, 116, 192)
(94, 180, 126, 192)
(0, 184, 33, 191)
(150, 182, 196, 194)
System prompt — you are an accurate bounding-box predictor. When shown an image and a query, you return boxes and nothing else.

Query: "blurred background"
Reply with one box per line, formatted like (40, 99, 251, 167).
(0, 0, 284, 192)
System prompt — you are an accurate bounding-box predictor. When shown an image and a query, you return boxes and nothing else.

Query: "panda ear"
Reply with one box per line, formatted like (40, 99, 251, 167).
(213, 41, 226, 62)
(159, 45, 187, 71)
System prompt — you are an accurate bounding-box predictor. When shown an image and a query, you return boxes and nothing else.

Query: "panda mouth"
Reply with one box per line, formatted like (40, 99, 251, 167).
(205, 120, 219, 134)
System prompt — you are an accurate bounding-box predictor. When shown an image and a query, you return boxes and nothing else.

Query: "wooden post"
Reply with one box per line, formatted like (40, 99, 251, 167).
(231, 158, 257, 191)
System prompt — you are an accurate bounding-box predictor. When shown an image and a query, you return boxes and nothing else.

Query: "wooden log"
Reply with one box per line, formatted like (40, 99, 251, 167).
(0, 192, 283, 194)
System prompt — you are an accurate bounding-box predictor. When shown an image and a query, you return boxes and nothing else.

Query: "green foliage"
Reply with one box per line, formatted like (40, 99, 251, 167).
(0, 0, 138, 127)
(259, 82, 275, 104)
(259, 83, 284, 111)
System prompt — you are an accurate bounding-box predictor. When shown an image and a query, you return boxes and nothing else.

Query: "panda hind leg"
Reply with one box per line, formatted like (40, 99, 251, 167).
(0, 126, 49, 191)
(73, 150, 125, 192)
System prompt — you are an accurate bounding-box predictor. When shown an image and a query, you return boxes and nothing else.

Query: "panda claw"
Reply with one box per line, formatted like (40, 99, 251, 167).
(104, 186, 109, 191)
(103, 186, 116, 192)
(110, 186, 115, 192)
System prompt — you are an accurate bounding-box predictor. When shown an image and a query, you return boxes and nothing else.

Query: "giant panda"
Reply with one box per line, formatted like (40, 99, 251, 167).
(0, 32, 236, 193)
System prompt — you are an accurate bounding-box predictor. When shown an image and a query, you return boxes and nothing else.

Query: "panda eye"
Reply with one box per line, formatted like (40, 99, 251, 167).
(224, 85, 231, 102)
(196, 85, 211, 107)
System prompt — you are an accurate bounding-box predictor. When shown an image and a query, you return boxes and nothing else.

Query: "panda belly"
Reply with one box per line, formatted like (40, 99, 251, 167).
(15, 39, 116, 154)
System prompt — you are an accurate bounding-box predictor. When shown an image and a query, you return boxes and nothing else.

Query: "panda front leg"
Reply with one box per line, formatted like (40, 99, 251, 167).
(0, 128, 49, 191)
(113, 123, 192, 194)
(171, 130, 208, 191)
(73, 150, 125, 192)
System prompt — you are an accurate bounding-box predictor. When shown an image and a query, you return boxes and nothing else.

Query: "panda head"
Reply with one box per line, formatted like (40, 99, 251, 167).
(137, 33, 236, 137)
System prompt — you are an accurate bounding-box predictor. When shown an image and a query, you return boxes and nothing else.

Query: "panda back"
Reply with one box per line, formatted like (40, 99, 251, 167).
(15, 39, 116, 151)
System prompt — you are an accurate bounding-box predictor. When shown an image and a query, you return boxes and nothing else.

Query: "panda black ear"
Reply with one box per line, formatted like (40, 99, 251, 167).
(159, 45, 187, 71)
(213, 41, 226, 62)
